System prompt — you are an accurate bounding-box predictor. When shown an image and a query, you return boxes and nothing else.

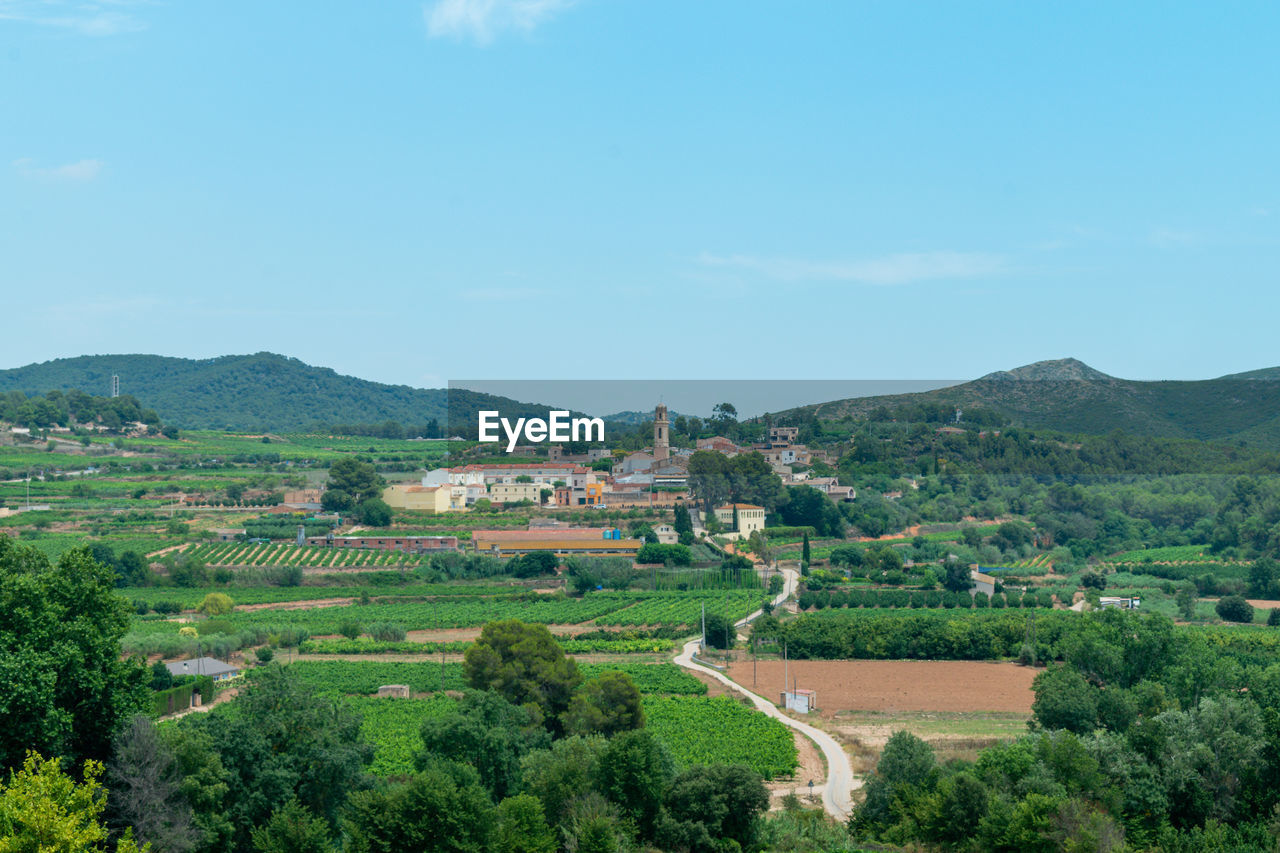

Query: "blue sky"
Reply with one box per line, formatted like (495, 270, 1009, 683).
(2, 1, 1277, 389)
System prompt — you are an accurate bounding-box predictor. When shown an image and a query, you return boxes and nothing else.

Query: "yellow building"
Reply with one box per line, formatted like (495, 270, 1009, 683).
(381, 484, 464, 513)
(490, 482, 546, 505)
(713, 503, 766, 536)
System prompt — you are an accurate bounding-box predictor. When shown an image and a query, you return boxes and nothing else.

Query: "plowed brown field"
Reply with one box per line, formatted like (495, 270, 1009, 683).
(726, 659, 1036, 716)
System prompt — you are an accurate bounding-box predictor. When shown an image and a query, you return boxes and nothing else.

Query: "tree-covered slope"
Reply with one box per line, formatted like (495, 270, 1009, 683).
(0, 353, 549, 431)
(794, 359, 1280, 448)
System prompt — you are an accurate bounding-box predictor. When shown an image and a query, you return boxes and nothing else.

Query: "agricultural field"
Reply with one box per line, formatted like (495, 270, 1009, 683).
(288, 660, 707, 698)
(345, 695, 458, 775)
(120, 582, 515, 609)
(124, 589, 767, 642)
(184, 542, 424, 569)
(298, 635, 678, 655)
(1110, 544, 1219, 563)
(642, 696, 797, 779)
(724, 659, 1037, 715)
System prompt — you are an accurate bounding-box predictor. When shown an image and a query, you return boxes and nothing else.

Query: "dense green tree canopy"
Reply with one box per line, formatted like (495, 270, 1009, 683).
(0, 539, 149, 771)
(463, 621, 582, 733)
(326, 458, 384, 505)
(417, 691, 549, 800)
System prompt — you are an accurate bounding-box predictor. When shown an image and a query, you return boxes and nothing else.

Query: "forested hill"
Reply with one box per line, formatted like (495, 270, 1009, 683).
(0, 353, 551, 432)
(793, 358, 1280, 449)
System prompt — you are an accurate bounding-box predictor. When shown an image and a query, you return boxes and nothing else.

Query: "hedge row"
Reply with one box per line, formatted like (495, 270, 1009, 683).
(797, 588, 1054, 611)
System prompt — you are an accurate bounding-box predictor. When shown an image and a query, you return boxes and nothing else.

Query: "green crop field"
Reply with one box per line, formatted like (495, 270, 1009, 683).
(288, 660, 707, 697)
(642, 696, 797, 779)
(298, 635, 677, 655)
(1110, 545, 1218, 563)
(345, 695, 458, 775)
(343, 691, 792, 779)
(125, 589, 766, 642)
(120, 582, 515, 609)
(184, 542, 424, 568)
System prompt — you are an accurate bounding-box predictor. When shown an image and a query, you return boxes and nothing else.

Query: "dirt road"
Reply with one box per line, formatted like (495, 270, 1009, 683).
(672, 566, 857, 821)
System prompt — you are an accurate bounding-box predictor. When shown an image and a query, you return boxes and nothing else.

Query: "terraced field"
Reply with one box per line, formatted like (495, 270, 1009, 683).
(185, 542, 423, 568)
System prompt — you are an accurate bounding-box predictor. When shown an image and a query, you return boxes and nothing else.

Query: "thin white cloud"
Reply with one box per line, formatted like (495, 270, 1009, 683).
(697, 251, 1007, 286)
(13, 157, 105, 182)
(1148, 227, 1198, 249)
(424, 0, 575, 44)
(0, 1, 148, 36)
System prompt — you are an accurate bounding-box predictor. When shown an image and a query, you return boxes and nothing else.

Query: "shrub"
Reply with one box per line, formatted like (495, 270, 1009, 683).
(1216, 595, 1254, 624)
(339, 620, 363, 640)
(369, 622, 407, 642)
(255, 646, 274, 663)
(636, 544, 693, 566)
(199, 618, 234, 636)
(198, 592, 235, 616)
(1269, 608, 1280, 627)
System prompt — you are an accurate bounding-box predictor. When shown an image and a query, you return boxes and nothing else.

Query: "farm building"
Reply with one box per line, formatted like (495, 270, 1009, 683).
(164, 657, 241, 682)
(473, 530, 642, 556)
(969, 569, 996, 598)
(1099, 596, 1141, 610)
(304, 535, 459, 553)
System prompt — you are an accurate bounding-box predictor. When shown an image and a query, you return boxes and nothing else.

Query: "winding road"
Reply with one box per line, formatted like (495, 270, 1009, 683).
(672, 565, 856, 821)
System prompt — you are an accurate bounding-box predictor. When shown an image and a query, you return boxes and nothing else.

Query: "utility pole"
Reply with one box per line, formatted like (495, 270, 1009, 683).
(700, 602, 706, 653)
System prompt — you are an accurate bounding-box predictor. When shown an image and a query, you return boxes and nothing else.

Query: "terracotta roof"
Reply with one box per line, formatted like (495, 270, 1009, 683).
(474, 528, 614, 542)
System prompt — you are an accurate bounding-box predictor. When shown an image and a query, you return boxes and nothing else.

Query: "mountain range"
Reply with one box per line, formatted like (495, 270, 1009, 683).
(1, 353, 1278, 447)
(793, 358, 1280, 448)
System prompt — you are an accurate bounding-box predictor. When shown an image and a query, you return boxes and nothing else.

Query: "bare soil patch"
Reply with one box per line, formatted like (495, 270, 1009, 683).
(1247, 599, 1280, 610)
(767, 729, 828, 808)
(726, 660, 1036, 716)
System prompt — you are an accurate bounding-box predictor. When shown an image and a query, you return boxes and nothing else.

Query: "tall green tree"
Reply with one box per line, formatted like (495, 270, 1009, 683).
(343, 761, 495, 853)
(562, 671, 644, 737)
(417, 692, 548, 800)
(655, 764, 769, 853)
(687, 450, 732, 513)
(463, 621, 582, 733)
(183, 666, 372, 848)
(249, 800, 332, 853)
(493, 794, 556, 853)
(518, 736, 606, 830)
(106, 716, 195, 853)
(595, 730, 674, 839)
(0, 752, 147, 853)
(325, 458, 384, 505)
(0, 539, 149, 771)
